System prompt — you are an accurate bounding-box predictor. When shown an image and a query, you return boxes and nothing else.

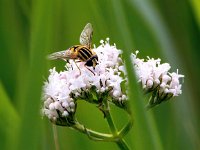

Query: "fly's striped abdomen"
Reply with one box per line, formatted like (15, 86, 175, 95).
(77, 47, 93, 61)
(85, 55, 98, 68)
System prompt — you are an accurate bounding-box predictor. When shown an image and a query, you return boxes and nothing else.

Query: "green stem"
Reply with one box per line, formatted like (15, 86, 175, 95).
(72, 121, 115, 142)
(116, 139, 131, 150)
(52, 125, 60, 150)
(104, 100, 130, 150)
(118, 115, 134, 137)
(105, 110, 118, 136)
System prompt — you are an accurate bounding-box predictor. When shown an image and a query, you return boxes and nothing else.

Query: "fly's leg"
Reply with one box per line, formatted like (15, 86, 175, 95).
(84, 55, 98, 76)
(84, 64, 95, 75)
(73, 60, 81, 75)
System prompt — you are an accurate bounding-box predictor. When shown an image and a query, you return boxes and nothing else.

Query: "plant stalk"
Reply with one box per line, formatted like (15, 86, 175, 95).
(72, 121, 115, 142)
(103, 99, 131, 150)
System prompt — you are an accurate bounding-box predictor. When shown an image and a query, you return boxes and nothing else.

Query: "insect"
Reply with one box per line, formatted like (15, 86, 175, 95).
(48, 23, 98, 75)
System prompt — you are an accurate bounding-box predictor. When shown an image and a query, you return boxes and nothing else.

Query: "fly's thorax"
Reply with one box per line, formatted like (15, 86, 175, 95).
(65, 45, 81, 59)
(69, 45, 81, 53)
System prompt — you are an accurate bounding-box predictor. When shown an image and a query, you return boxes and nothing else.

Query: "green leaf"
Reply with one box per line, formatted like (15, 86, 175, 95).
(0, 82, 20, 150)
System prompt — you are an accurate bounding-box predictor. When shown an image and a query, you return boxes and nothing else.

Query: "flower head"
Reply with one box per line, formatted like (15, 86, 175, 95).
(42, 38, 128, 125)
(131, 52, 184, 107)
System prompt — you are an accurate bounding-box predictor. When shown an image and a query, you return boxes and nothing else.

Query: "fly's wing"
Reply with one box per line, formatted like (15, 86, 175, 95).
(47, 50, 69, 60)
(79, 23, 93, 49)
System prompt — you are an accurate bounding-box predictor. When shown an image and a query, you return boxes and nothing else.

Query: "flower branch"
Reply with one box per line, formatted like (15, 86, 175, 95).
(42, 38, 184, 150)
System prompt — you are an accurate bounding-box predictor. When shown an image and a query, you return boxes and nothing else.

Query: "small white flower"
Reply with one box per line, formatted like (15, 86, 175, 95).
(62, 111, 69, 117)
(167, 70, 184, 96)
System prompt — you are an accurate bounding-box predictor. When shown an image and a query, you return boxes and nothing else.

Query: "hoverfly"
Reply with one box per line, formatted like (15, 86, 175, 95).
(48, 23, 98, 75)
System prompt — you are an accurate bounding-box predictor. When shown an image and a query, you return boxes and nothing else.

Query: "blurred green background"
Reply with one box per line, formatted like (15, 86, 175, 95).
(0, 0, 199, 150)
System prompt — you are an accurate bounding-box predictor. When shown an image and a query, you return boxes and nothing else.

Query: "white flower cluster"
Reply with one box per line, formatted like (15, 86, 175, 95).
(42, 38, 127, 123)
(42, 68, 76, 123)
(131, 51, 184, 100)
(42, 38, 185, 121)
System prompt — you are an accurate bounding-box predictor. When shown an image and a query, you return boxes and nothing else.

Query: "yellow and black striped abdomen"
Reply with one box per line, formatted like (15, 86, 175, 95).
(85, 54, 98, 68)
(77, 46, 98, 68)
(68, 45, 98, 68)
(77, 46, 93, 61)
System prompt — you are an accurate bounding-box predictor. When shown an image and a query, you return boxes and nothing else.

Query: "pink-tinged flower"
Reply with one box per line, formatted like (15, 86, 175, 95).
(42, 38, 128, 125)
(131, 52, 184, 107)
